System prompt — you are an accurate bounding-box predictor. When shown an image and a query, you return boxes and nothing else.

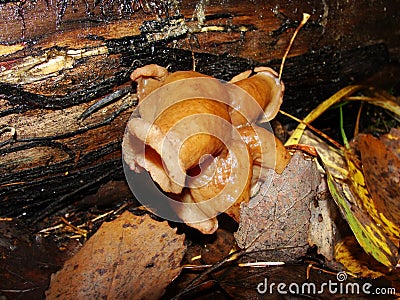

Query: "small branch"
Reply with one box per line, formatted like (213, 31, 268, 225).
(279, 13, 310, 80)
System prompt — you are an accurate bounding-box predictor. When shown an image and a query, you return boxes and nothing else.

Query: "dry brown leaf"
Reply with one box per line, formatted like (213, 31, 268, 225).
(382, 127, 400, 160)
(234, 151, 320, 261)
(354, 130, 400, 244)
(46, 211, 186, 300)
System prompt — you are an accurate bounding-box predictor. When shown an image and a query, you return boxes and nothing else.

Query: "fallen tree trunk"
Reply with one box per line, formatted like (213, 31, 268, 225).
(0, 0, 398, 220)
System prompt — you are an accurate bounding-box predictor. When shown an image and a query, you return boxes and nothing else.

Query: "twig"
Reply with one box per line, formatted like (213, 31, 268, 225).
(182, 264, 212, 270)
(0, 288, 38, 293)
(354, 102, 364, 136)
(171, 249, 247, 300)
(0, 181, 26, 188)
(173, 243, 307, 299)
(90, 210, 115, 223)
(113, 202, 131, 215)
(38, 224, 64, 233)
(279, 13, 310, 80)
(238, 261, 285, 267)
(61, 217, 88, 237)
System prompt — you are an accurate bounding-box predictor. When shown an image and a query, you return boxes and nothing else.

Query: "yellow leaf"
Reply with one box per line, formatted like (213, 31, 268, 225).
(335, 236, 389, 278)
(325, 166, 399, 268)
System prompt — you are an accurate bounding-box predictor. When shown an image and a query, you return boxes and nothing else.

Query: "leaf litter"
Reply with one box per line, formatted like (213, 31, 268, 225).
(2, 19, 400, 297)
(285, 86, 400, 298)
(46, 211, 186, 300)
(3, 84, 399, 300)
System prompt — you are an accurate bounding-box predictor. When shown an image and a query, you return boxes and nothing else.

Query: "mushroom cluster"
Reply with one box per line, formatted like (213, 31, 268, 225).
(122, 64, 291, 234)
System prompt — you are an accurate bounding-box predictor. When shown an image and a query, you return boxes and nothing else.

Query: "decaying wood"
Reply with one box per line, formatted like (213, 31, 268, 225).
(0, 0, 398, 220)
(1, 0, 399, 59)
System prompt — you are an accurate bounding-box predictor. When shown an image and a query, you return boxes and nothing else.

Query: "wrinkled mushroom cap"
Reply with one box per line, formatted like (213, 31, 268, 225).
(228, 67, 284, 125)
(123, 66, 232, 194)
(123, 64, 290, 234)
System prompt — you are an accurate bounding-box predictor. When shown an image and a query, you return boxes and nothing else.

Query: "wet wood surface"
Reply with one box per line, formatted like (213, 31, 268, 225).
(1, 0, 399, 59)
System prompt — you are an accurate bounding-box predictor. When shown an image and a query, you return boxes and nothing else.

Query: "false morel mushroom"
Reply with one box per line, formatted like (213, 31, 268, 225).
(122, 64, 290, 234)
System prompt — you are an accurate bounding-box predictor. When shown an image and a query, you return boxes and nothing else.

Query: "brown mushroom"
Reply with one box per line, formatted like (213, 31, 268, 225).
(228, 67, 285, 125)
(123, 65, 232, 194)
(130, 64, 168, 100)
(237, 124, 291, 196)
(177, 124, 291, 234)
(176, 132, 252, 234)
(122, 64, 291, 234)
